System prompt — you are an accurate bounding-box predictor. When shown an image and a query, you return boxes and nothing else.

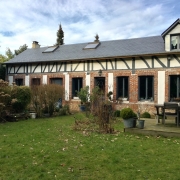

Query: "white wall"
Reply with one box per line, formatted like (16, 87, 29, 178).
(43, 75, 47, 84)
(158, 71, 165, 104)
(86, 73, 90, 93)
(108, 73, 113, 99)
(25, 75, 29, 86)
(64, 73, 69, 100)
(8, 76, 13, 85)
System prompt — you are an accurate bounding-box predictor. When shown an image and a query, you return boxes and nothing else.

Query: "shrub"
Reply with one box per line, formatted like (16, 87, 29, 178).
(31, 84, 64, 117)
(11, 86, 31, 113)
(0, 79, 11, 121)
(58, 105, 70, 115)
(120, 108, 136, 119)
(141, 112, 151, 118)
(114, 110, 120, 117)
(77, 86, 89, 104)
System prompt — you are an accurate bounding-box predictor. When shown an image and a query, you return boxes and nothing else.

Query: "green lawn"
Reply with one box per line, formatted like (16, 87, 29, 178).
(1, 113, 180, 180)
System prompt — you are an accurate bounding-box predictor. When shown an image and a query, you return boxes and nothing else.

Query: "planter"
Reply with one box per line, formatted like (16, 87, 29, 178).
(137, 119, 145, 129)
(80, 105, 86, 111)
(123, 118, 136, 128)
(30, 113, 36, 119)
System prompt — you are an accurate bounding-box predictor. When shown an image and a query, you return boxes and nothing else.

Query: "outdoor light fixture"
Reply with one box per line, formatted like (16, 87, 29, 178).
(98, 69, 102, 76)
(167, 56, 171, 61)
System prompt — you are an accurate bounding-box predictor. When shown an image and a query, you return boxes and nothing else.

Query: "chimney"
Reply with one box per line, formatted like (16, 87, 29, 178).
(32, 41, 40, 48)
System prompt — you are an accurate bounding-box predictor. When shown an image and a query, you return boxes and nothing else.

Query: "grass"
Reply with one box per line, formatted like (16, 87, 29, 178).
(1, 113, 180, 180)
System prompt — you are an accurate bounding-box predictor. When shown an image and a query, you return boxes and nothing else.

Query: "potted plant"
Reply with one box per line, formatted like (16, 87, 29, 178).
(77, 86, 89, 111)
(107, 91, 113, 101)
(121, 107, 137, 128)
(136, 111, 148, 129)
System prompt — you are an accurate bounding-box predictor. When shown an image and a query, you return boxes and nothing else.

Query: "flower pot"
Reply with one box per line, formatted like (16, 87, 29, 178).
(30, 113, 36, 119)
(80, 105, 86, 111)
(123, 118, 135, 128)
(137, 119, 145, 129)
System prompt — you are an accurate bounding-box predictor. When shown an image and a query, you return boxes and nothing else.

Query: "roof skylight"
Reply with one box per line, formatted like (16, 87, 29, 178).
(83, 42, 100, 49)
(43, 46, 59, 53)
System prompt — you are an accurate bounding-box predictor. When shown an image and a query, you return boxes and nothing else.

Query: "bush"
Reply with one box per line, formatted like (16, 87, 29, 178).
(77, 86, 89, 104)
(120, 108, 136, 119)
(114, 110, 120, 117)
(11, 86, 31, 113)
(141, 112, 151, 118)
(31, 84, 64, 117)
(0, 79, 11, 121)
(58, 105, 70, 116)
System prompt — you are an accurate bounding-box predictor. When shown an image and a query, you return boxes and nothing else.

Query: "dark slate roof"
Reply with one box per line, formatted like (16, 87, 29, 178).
(5, 35, 167, 64)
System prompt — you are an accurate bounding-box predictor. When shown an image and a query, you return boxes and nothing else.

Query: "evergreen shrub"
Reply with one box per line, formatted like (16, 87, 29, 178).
(120, 108, 136, 119)
(141, 112, 151, 118)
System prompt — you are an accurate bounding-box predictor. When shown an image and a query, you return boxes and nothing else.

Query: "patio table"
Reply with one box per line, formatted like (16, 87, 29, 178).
(155, 103, 180, 127)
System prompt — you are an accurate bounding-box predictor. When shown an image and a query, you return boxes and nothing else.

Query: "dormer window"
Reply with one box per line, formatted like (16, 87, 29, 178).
(171, 35, 180, 50)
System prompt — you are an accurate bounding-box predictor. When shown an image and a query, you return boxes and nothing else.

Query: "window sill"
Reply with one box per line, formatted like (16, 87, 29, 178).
(73, 97, 79, 100)
(138, 100, 154, 104)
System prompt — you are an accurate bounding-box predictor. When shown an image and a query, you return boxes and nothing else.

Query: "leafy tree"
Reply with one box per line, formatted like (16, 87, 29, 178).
(56, 24, 64, 45)
(14, 44, 28, 56)
(0, 48, 14, 80)
(5, 48, 14, 60)
(0, 64, 6, 80)
(0, 54, 7, 63)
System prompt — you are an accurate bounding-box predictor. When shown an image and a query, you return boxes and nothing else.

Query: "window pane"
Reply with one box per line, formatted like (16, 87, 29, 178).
(171, 36, 178, 49)
(139, 77, 146, 100)
(147, 76, 153, 99)
(139, 76, 153, 100)
(170, 75, 180, 99)
(32, 78, 40, 85)
(72, 78, 83, 97)
(15, 79, 23, 86)
(50, 78, 62, 85)
(117, 77, 129, 98)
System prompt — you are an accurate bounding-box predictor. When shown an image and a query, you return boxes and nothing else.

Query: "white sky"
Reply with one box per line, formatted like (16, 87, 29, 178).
(0, 0, 180, 55)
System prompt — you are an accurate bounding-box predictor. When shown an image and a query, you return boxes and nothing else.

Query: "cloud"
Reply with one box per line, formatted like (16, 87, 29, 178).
(0, 0, 180, 55)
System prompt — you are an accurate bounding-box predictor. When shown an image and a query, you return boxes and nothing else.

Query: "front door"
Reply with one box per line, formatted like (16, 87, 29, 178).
(94, 77, 105, 94)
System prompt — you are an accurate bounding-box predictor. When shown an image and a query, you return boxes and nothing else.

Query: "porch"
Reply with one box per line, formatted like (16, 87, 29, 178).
(124, 118, 180, 137)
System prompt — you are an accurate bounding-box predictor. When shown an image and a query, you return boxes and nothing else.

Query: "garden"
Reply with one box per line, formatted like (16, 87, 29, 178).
(1, 113, 180, 179)
(1, 81, 180, 179)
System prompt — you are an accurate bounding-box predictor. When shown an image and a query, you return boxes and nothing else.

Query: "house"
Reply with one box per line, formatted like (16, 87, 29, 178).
(4, 18, 180, 113)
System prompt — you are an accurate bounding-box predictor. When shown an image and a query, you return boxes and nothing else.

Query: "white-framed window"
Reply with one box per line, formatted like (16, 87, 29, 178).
(171, 35, 180, 50)
(116, 76, 129, 99)
(50, 78, 63, 85)
(15, 78, 23, 86)
(138, 76, 154, 101)
(72, 78, 83, 98)
(169, 75, 180, 100)
(32, 78, 40, 85)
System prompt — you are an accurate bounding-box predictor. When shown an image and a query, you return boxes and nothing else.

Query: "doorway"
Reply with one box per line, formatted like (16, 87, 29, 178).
(94, 77, 105, 94)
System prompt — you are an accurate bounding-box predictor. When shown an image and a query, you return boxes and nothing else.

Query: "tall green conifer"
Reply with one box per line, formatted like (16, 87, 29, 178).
(56, 24, 64, 45)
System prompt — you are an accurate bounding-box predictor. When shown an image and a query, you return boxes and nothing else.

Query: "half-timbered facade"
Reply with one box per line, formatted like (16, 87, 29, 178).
(4, 18, 180, 114)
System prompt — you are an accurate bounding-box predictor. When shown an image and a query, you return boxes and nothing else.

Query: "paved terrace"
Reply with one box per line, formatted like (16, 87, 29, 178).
(124, 118, 180, 138)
